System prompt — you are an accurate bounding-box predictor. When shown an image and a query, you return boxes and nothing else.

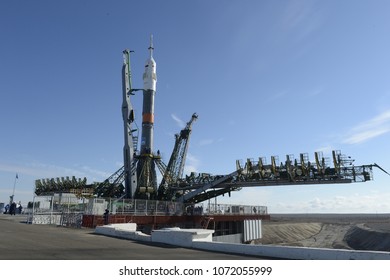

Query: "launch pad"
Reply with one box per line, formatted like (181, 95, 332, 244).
(32, 37, 389, 239)
(109, 37, 387, 204)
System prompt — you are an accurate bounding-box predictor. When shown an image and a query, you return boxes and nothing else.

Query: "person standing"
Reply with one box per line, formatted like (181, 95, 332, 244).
(9, 202, 16, 215)
(4, 204, 9, 214)
(103, 209, 109, 225)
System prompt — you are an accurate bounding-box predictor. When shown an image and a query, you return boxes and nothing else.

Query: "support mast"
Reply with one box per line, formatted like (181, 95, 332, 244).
(122, 50, 138, 198)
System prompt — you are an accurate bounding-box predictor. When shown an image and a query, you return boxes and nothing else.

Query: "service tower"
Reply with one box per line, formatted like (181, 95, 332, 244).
(122, 49, 137, 198)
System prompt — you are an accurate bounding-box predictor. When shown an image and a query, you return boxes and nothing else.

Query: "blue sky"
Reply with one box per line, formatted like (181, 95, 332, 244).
(1, 0, 390, 213)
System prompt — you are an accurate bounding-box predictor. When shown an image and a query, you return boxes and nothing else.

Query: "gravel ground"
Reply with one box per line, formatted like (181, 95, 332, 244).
(255, 214, 390, 251)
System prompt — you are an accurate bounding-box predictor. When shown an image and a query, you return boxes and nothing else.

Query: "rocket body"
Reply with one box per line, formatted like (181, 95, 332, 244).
(140, 38, 157, 154)
(134, 36, 158, 199)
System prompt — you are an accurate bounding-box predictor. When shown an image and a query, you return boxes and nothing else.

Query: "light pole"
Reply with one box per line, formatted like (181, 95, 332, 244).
(10, 173, 18, 204)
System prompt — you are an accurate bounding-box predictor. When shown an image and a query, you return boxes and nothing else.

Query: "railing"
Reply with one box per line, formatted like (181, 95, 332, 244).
(29, 195, 268, 224)
(189, 202, 268, 216)
(103, 199, 267, 216)
(105, 199, 184, 216)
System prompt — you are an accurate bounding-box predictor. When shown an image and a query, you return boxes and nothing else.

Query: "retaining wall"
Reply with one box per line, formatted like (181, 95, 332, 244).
(95, 223, 151, 242)
(345, 225, 390, 251)
(192, 241, 390, 260)
(94, 223, 390, 260)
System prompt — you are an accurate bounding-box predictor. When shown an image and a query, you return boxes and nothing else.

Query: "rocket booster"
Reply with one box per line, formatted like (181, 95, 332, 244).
(141, 35, 157, 154)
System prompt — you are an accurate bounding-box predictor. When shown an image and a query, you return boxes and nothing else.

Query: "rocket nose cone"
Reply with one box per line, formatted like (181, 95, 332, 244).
(144, 58, 156, 75)
(145, 57, 156, 66)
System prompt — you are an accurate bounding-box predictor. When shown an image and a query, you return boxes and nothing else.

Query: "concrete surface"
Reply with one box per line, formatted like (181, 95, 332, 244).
(0, 214, 261, 260)
(4, 213, 389, 260)
(151, 227, 214, 247)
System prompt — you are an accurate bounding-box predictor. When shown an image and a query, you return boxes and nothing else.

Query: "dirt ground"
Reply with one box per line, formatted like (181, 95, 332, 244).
(255, 213, 390, 251)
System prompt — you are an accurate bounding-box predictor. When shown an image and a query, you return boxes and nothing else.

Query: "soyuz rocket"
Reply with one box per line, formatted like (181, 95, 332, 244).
(135, 35, 159, 199)
(122, 36, 159, 199)
(140, 36, 157, 155)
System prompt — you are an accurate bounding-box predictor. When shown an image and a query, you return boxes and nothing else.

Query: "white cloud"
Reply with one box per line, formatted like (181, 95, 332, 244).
(0, 160, 114, 204)
(0, 161, 61, 179)
(268, 90, 288, 102)
(344, 129, 390, 145)
(278, 0, 324, 43)
(269, 193, 390, 213)
(77, 165, 112, 181)
(343, 110, 390, 144)
(315, 145, 334, 154)
(183, 153, 200, 176)
(199, 139, 214, 146)
(280, 1, 312, 30)
(307, 87, 323, 97)
(0, 160, 110, 183)
(218, 188, 272, 206)
(198, 138, 223, 146)
(171, 113, 185, 128)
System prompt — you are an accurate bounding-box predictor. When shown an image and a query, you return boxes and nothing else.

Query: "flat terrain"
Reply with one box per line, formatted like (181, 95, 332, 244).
(0, 214, 262, 260)
(258, 213, 390, 251)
